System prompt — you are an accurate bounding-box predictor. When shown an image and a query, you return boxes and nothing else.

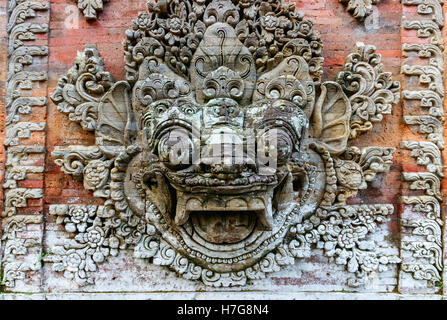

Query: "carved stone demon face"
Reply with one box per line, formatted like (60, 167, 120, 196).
(51, 0, 400, 285)
(131, 23, 313, 242)
(119, 19, 335, 271)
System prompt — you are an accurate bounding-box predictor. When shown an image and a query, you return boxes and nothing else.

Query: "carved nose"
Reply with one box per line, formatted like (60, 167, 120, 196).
(215, 104, 229, 117)
(204, 98, 242, 127)
(199, 127, 256, 173)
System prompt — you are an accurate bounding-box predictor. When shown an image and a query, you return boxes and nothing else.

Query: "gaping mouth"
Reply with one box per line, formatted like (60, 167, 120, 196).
(139, 160, 293, 246)
(174, 189, 275, 238)
(191, 211, 258, 244)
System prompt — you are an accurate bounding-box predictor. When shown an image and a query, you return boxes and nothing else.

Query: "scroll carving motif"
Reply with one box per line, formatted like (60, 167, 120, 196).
(1, 0, 49, 291)
(336, 42, 400, 139)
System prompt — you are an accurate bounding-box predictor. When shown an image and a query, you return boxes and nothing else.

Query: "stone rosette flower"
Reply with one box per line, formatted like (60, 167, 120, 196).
(360, 254, 380, 272)
(164, 16, 187, 46)
(135, 13, 155, 31)
(335, 160, 367, 190)
(261, 13, 279, 31)
(81, 225, 106, 249)
(83, 159, 111, 191)
(65, 205, 96, 233)
(65, 250, 84, 274)
(337, 228, 359, 249)
(297, 20, 313, 37)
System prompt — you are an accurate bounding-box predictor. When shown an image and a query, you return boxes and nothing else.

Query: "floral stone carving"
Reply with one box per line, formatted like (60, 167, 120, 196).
(74, 0, 109, 20)
(339, 0, 380, 20)
(48, 0, 401, 287)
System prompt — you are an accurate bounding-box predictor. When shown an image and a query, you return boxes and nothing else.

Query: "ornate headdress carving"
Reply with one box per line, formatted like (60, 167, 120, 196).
(49, 0, 401, 287)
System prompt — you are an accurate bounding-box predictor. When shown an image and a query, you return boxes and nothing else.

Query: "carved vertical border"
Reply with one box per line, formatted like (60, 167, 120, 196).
(399, 0, 445, 294)
(0, 0, 49, 292)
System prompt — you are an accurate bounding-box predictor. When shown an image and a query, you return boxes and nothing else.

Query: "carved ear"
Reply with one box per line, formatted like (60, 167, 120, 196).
(310, 82, 352, 155)
(96, 81, 136, 157)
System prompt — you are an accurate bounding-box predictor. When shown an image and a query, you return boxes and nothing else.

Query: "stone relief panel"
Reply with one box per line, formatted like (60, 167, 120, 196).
(44, 0, 403, 288)
(1, 0, 445, 297)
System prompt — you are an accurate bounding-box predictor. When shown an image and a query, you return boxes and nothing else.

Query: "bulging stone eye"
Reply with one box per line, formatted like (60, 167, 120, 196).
(181, 104, 196, 115)
(155, 103, 168, 114)
(292, 94, 304, 106)
(158, 129, 194, 170)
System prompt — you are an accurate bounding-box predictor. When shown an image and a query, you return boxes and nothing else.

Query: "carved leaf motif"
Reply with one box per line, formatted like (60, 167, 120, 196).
(50, 45, 114, 132)
(337, 43, 400, 139)
(340, 0, 379, 20)
(311, 82, 352, 154)
(295, 205, 400, 287)
(52, 146, 104, 177)
(358, 147, 395, 182)
(76, 0, 109, 20)
(96, 81, 135, 157)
